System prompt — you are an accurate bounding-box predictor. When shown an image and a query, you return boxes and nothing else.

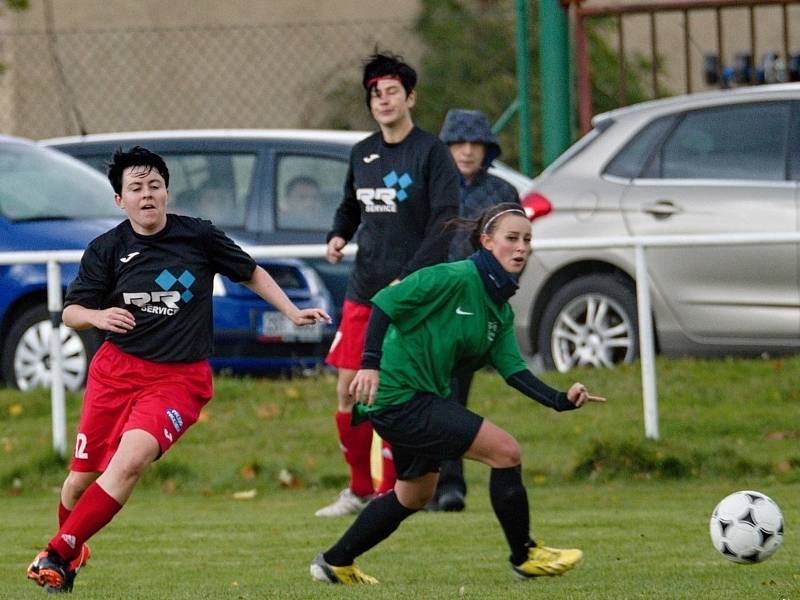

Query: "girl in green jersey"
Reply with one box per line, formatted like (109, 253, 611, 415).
(311, 203, 604, 585)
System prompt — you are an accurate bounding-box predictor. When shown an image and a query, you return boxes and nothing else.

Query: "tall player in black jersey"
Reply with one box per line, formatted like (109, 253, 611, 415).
(26, 147, 331, 593)
(318, 52, 460, 517)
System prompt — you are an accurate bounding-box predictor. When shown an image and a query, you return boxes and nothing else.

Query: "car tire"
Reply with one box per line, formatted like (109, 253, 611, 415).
(1, 305, 101, 391)
(537, 274, 639, 372)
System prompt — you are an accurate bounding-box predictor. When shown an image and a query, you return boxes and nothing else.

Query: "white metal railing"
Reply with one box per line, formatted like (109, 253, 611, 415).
(4, 233, 800, 455)
(532, 231, 800, 439)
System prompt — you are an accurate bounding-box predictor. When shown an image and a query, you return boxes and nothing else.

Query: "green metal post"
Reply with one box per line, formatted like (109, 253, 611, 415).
(538, 0, 572, 167)
(515, 0, 532, 176)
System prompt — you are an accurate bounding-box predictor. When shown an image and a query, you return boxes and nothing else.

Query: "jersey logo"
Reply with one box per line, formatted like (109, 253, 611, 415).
(487, 321, 499, 342)
(355, 171, 413, 213)
(455, 306, 474, 316)
(163, 428, 174, 443)
(122, 269, 196, 316)
(120, 251, 140, 263)
(363, 153, 380, 163)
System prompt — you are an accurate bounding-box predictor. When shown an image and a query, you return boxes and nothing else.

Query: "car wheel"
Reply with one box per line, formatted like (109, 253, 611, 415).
(537, 274, 639, 372)
(1, 305, 99, 391)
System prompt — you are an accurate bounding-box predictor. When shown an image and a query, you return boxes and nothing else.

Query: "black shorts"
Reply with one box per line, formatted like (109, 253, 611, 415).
(368, 392, 484, 481)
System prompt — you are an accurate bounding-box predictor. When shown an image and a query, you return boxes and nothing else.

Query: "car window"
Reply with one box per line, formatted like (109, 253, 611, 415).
(604, 115, 677, 179)
(164, 152, 257, 227)
(655, 102, 790, 181)
(0, 144, 116, 220)
(276, 154, 347, 231)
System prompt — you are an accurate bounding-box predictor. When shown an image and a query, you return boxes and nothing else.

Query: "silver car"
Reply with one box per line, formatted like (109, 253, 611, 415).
(512, 83, 800, 372)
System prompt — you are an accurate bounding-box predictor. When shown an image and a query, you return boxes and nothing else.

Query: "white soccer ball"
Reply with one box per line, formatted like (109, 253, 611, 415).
(709, 490, 784, 564)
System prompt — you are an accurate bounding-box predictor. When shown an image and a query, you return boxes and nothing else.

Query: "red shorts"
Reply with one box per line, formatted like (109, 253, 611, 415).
(325, 299, 372, 370)
(70, 342, 213, 472)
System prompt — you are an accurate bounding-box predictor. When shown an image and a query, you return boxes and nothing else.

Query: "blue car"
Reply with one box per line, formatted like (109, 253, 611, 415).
(0, 136, 334, 391)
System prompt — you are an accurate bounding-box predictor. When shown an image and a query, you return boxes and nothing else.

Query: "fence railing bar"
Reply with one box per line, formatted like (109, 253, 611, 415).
(9, 232, 800, 454)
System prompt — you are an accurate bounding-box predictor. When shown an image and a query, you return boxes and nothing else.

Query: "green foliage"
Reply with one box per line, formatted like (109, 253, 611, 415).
(2, 0, 29, 11)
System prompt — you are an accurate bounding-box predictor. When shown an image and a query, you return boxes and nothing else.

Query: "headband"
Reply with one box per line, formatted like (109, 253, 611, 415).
(482, 208, 527, 233)
(366, 75, 401, 89)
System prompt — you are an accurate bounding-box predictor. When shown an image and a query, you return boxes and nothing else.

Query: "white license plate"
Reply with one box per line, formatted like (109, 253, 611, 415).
(261, 312, 323, 342)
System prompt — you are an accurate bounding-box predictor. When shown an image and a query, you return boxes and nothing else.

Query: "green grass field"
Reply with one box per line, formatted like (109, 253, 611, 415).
(2, 357, 799, 598)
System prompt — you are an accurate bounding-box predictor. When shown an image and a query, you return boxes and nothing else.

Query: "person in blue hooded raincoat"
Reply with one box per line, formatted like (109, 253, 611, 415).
(430, 108, 521, 512)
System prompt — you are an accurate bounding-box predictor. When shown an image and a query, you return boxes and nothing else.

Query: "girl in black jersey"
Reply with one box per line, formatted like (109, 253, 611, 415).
(27, 147, 331, 593)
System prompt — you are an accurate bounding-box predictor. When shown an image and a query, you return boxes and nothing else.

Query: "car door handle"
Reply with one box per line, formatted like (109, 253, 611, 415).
(642, 200, 682, 219)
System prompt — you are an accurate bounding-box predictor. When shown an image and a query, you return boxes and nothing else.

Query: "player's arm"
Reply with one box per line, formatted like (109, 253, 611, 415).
(348, 305, 392, 405)
(506, 372, 601, 410)
(62, 241, 134, 333)
(243, 265, 331, 326)
(326, 162, 361, 264)
(63, 304, 135, 333)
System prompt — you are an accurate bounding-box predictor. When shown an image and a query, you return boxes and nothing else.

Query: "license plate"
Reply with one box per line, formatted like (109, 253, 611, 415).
(261, 312, 323, 342)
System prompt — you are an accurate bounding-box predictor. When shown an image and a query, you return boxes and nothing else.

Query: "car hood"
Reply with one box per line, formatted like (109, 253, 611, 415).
(0, 218, 124, 251)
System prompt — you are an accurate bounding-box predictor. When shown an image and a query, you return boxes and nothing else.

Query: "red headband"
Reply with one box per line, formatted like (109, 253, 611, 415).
(366, 75, 401, 89)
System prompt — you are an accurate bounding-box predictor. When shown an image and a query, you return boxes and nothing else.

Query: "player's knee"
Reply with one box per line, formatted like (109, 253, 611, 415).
(62, 472, 93, 504)
(495, 437, 522, 468)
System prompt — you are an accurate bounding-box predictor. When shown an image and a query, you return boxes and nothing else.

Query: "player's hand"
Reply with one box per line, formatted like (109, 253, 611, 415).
(290, 308, 332, 326)
(349, 369, 380, 405)
(326, 236, 346, 264)
(93, 307, 136, 333)
(566, 382, 606, 408)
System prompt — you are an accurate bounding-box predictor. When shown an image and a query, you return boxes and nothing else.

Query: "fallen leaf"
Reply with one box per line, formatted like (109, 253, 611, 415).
(257, 403, 281, 420)
(764, 431, 800, 441)
(232, 489, 257, 500)
(239, 463, 259, 480)
(277, 468, 304, 488)
(8, 403, 23, 417)
(284, 386, 300, 399)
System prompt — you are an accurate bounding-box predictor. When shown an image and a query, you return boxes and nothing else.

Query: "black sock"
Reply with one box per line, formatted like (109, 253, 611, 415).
(490, 466, 534, 565)
(324, 491, 417, 566)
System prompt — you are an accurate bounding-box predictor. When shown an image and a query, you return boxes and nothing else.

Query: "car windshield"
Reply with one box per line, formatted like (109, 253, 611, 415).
(0, 143, 118, 221)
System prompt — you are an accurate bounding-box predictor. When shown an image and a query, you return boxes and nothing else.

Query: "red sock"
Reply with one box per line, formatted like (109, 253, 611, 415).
(376, 439, 397, 494)
(58, 501, 71, 527)
(48, 482, 122, 562)
(335, 411, 374, 498)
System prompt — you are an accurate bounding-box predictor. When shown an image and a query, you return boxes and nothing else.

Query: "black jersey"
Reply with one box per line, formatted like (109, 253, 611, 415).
(328, 126, 460, 304)
(65, 214, 256, 362)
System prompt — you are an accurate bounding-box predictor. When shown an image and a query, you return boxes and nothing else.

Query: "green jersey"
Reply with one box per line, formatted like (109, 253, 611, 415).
(356, 260, 527, 418)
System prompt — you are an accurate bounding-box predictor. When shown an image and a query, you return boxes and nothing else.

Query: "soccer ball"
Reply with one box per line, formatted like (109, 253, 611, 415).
(709, 490, 784, 563)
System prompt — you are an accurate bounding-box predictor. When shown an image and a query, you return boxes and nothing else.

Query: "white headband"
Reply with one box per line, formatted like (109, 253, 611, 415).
(482, 208, 527, 233)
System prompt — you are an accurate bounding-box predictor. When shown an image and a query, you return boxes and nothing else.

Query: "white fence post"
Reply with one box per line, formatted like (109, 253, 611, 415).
(47, 260, 67, 458)
(633, 244, 659, 440)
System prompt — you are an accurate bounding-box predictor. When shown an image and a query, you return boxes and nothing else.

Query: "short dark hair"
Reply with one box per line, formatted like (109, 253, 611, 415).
(107, 146, 170, 194)
(362, 51, 417, 109)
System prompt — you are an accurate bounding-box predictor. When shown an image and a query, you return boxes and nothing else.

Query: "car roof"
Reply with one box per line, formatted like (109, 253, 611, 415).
(593, 82, 800, 127)
(40, 129, 372, 146)
(1, 134, 40, 146)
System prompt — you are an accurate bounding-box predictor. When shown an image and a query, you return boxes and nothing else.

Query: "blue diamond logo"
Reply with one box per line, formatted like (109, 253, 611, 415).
(178, 270, 195, 288)
(181, 290, 194, 302)
(155, 270, 177, 290)
(383, 171, 398, 187)
(397, 190, 408, 201)
(398, 173, 412, 189)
